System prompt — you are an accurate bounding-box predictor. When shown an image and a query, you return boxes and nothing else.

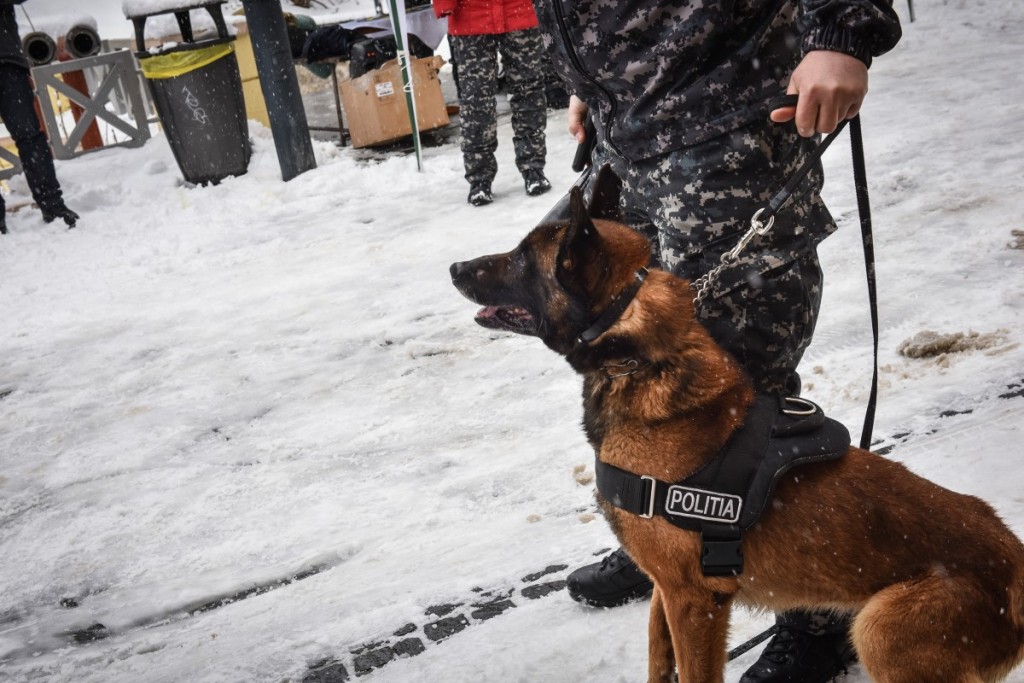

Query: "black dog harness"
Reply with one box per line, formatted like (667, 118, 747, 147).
(595, 396, 850, 577)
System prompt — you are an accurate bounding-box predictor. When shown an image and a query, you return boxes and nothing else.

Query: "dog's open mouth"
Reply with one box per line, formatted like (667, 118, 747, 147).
(474, 305, 537, 336)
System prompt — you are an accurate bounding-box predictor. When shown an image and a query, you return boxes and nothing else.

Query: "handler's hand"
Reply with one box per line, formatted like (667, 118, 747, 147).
(568, 95, 589, 143)
(771, 50, 868, 137)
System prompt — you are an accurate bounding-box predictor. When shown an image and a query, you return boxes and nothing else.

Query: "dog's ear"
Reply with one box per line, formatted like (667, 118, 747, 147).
(587, 164, 622, 222)
(558, 187, 603, 288)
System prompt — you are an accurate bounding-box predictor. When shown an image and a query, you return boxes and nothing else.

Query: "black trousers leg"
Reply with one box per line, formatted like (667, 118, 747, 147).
(0, 64, 63, 209)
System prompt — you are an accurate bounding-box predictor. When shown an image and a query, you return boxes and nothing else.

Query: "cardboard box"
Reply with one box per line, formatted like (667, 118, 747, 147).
(339, 55, 450, 148)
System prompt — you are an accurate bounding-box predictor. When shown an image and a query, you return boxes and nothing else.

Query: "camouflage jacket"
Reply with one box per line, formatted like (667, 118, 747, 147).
(533, 0, 901, 161)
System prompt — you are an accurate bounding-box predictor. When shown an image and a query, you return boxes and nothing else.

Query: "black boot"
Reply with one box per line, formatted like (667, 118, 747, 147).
(0, 212, 7, 235)
(740, 611, 855, 683)
(523, 169, 551, 197)
(40, 201, 79, 228)
(566, 547, 653, 608)
(467, 182, 493, 207)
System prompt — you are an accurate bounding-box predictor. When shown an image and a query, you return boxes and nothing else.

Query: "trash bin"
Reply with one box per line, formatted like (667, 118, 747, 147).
(128, 1, 251, 185)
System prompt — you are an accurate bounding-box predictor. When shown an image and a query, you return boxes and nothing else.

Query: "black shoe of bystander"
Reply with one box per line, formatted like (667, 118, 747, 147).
(566, 547, 653, 608)
(523, 169, 551, 197)
(41, 201, 79, 229)
(468, 182, 493, 207)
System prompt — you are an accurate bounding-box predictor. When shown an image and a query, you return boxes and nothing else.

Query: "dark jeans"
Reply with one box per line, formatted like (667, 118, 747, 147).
(0, 63, 62, 212)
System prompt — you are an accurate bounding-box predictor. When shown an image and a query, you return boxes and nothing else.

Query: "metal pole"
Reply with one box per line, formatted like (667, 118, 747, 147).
(386, 0, 423, 171)
(331, 66, 347, 146)
(240, 0, 316, 181)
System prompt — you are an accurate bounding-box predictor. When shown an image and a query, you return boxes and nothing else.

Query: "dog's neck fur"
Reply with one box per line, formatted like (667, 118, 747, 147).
(572, 270, 755, 483)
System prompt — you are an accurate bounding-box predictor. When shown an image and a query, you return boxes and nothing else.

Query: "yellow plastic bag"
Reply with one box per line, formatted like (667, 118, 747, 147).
(139, 42, 235, 80)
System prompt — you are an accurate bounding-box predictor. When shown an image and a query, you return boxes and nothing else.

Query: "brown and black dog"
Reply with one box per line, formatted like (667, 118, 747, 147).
(450, 167, 1024, 683)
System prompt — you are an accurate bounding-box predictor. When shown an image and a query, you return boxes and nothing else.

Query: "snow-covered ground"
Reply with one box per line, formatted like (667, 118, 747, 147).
(2, 1, 1023, 681)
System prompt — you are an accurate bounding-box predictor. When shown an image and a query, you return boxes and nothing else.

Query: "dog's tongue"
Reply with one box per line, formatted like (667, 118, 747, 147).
(475, 306, 504, 329)
(474, 305, 534, 333)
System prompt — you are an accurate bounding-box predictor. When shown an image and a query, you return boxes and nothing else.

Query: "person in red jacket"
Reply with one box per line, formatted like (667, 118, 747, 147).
(432, 0, 551, 206)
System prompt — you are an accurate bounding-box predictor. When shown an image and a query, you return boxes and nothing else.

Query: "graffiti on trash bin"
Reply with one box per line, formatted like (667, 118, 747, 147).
(181, 85, 209, 125)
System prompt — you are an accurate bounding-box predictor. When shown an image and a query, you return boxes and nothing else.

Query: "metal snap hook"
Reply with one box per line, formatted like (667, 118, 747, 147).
(750, 208, 776, 236)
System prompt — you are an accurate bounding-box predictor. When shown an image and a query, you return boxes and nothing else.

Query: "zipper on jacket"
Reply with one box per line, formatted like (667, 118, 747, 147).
(549, 0, 624, 158)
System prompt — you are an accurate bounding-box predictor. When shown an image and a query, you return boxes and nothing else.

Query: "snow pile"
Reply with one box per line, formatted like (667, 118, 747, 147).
(122, 0, 222, 19)
(24, 15, 98, 41)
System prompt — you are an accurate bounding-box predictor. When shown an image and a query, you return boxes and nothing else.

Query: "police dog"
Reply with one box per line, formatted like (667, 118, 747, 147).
(450, 167, 1024, 683)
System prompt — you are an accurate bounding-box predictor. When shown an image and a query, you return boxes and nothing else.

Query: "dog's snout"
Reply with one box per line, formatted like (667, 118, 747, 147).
(450, 261, 468, 282)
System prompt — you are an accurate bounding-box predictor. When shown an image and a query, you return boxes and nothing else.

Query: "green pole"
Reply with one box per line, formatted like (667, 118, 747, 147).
(385, 0, 423, 170)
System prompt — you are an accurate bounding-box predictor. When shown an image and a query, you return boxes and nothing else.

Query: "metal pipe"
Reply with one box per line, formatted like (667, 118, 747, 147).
(22, 31, 56, 66)
(65, 25, 101, 59)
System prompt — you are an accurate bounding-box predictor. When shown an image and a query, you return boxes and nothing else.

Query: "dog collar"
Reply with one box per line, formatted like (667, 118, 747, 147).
(577, 267, 648, 345)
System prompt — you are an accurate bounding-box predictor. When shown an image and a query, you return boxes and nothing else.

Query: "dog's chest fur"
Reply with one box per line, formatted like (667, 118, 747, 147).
(579, 370, 740, 571)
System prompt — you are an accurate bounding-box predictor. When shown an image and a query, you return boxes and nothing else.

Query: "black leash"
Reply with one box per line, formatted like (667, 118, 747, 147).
(848, 115, 880, 451)
(724, 104, 880, 663)
(702, 94, 879, 451)
(728, 625, 778, 660)
(761, 97, 879, 448)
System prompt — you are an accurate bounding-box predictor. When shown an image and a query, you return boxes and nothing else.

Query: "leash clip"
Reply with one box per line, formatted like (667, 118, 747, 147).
(725, 208, 776, 261)
(750, 207, 775, 235)
(693, 208, 776, 304)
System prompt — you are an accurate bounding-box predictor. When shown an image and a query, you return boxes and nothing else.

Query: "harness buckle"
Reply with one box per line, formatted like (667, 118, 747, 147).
(639, 475, 657, 519)
(700, 528, 744, 577)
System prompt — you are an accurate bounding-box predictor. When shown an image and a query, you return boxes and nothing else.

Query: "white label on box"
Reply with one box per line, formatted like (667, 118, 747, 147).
(375, 81, 395, 98)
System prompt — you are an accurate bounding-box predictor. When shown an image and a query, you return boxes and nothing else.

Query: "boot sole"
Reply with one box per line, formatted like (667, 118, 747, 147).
(566, 581, 652, 608)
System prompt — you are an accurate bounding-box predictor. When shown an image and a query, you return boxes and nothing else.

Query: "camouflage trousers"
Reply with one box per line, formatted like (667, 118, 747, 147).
(450, 29, 548, 186)
(599, 116, 837, 396)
